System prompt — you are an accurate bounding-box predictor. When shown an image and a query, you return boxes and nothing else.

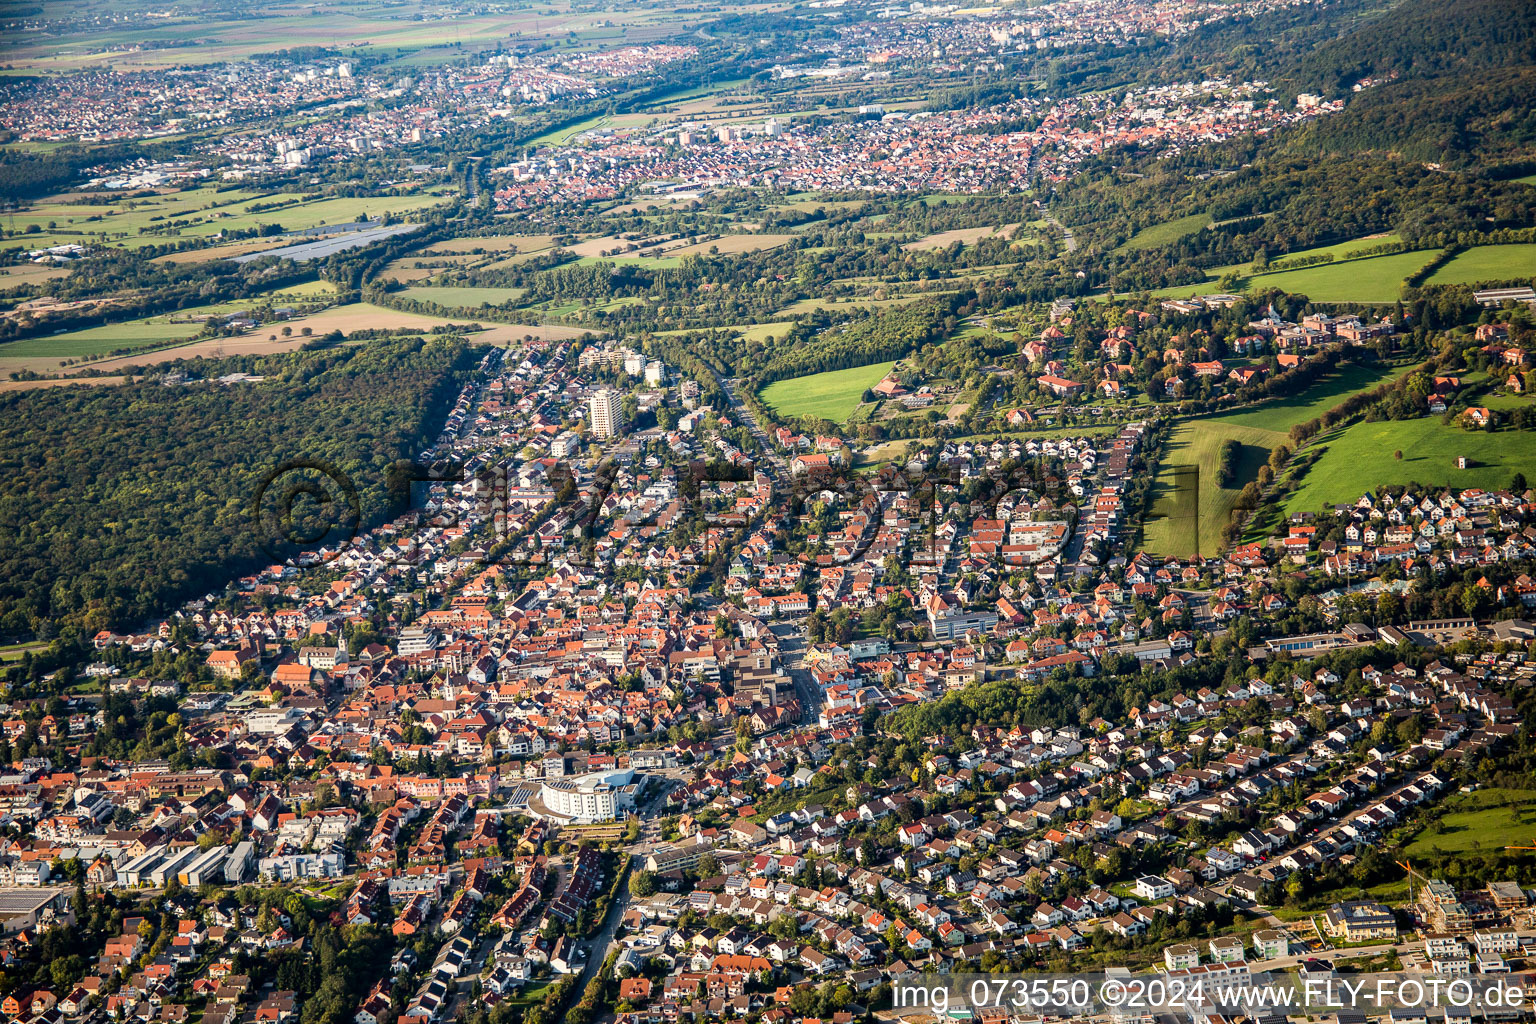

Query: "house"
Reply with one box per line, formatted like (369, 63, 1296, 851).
(1037, 375, 1084, 398)
(1323, 901, 1397, 941)
(1165, 944, 1199, 970)
(1252, 929, 1290, 960)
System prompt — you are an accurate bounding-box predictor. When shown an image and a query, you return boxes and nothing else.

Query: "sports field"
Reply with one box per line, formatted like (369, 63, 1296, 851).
(759, 361, 896, 422)
(1282, 417, 1536, 515)
(1422, 244, 1536, 286)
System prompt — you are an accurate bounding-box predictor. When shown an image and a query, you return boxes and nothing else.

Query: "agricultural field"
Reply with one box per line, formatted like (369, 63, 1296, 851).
(0, 1, 739, 72)
(0, 318, 203, 370)
(1281, 416, 1536, 515)
(759, 361, 896, 422)
(7, 302, 595, 377)
(422, 235, 560, 255)
(401, 286, 528, 308)
(0, 376, 131, 393)
(1422, 244, 1536, 286)
(902, 224, 1021, 251)
(1403, 788, 1536, 858)
(0, 264, 70, 287)
(0, 186, 452, 251)
(152, 239, 296, 264)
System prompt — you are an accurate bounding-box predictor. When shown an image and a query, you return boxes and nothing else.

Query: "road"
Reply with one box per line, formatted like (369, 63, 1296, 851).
(713, 372, 788, 480)
(1042, 213, 1078, 253)
(566, 773, 689, 1008)
(771, 620, 821, 725)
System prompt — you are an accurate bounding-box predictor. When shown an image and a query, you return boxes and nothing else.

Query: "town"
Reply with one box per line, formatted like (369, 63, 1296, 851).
(3, 1, 1536, 1024)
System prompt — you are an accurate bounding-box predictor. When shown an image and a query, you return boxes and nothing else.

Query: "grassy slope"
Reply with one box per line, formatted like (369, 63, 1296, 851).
(1423, 243, 1536, 286)
(1143, 420, 1285, 558)
(1403, 788, 1536, 857)
(1143, 363, 1406, 557)
(1114, 213, 1209, 254)
(1282, 417, 1536, 513)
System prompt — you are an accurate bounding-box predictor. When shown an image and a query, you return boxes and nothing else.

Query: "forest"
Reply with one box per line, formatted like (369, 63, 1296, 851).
(0, 337, 475, 639)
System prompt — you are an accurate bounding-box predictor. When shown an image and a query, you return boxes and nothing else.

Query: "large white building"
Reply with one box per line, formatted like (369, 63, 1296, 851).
(589, 389, 623, 439)
(537, 768, 639, 823)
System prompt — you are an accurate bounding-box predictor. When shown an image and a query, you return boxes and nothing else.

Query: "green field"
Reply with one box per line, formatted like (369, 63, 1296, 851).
(0, 187, 451, 251)
(1403, 789, 1536, 858)
(732, 322, 794, 344)
(523, 113, 614, 148)
(1205, 234, 1405, 277)
(1423, 244, 1536, 287)
(1144, 364, 1406, 557)
(402, 285, 528, 308)
(759, 361, 896, 422)
(1240, 250, 1435, 303)
(1282, 417, 1536, 514)
(1215, 362, 1408, 432)
(1115, 213, 1209, 253)
(1143, 420, 1285, 558)
(1149, 241, 1532, 304)
(0, 319, 202, 359)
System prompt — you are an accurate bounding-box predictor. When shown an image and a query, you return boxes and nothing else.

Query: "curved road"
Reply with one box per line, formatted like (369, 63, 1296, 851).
(1043, 213, 1077, 253)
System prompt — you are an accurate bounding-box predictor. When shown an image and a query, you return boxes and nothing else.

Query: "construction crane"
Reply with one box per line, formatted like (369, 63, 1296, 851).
(1396, 859, 1431, 905)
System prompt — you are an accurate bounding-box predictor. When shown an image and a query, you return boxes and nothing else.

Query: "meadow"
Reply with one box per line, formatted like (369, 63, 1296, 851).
(759, 361, 896, 422)
(1114, 213, 1209, 253)
(903, 224, 1021, 251)
(670, 233, 796, 257)
(1214, 362, 1409, 432)
(1281, 416, 1536, 514)
(402, 286, 528, 308)
(1422, 244, 1536, 286)
(1403, 788, 1536, 858)
(1142, 419, 1285, 558)
(1238, 249, 1436, 303)
(1142, 363, 1406, 557)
